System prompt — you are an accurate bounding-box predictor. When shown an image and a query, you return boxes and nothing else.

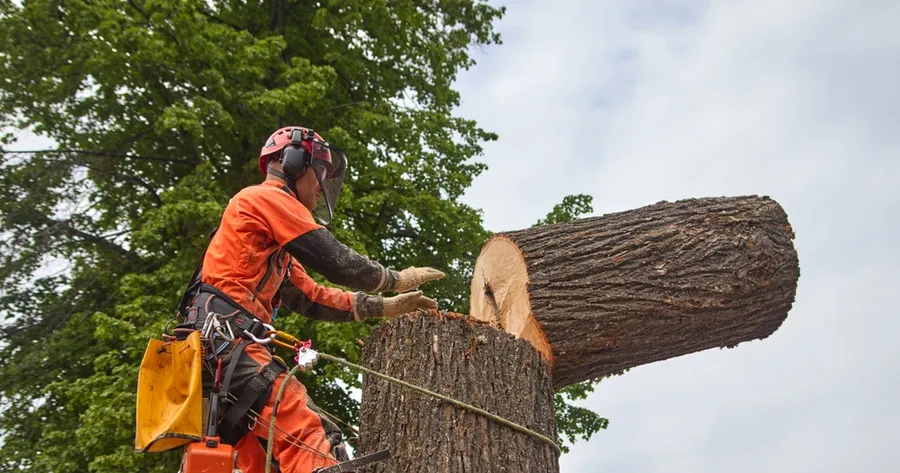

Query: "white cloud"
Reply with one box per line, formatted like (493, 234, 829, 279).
(455, 0, 900, 471)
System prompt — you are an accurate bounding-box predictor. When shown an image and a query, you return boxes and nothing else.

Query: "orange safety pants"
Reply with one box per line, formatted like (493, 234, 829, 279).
(220, 342, 344, 473)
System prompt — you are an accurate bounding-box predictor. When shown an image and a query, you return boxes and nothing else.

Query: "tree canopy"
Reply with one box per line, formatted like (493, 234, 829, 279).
(0, 1, 605, 470)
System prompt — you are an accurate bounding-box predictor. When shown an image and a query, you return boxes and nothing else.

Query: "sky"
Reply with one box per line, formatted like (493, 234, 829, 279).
(5, 0, 899, 471)
(452, 0, 900, 472)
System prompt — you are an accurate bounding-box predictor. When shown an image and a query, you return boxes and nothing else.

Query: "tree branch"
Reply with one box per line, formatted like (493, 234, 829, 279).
(198, 8, 243, 31)
(59, 220, 141, 261)
(33, 215, 145, 264)
(66, 158, 164, 207)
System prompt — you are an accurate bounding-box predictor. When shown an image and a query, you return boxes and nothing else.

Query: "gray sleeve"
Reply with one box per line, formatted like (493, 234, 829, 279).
(283, 228, 399, 293)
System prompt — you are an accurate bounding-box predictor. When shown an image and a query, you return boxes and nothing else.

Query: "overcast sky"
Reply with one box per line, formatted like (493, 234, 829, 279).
(454, 0, 900, 472)
(6, 0, 899, 471)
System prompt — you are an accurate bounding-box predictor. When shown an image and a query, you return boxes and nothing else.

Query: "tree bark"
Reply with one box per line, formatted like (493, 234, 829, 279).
(356, 311, 559, 473)
(469, 195, 800, 388)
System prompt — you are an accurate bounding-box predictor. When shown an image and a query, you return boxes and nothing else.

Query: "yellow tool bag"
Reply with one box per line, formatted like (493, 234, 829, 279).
(134, 330, 205, 453)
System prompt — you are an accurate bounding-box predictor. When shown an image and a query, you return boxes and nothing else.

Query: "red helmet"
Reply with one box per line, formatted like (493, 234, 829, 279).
(258, 126, 328, 175)
(257, 125, 348, 226)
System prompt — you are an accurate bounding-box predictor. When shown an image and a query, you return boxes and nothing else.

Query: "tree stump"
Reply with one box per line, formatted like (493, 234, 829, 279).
(470, 195, 800, 388)
(356, 311, 559, 473)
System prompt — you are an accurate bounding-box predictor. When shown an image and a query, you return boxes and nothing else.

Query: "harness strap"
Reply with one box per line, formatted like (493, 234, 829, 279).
(229, 313, 271, 340)
(220, 359, 287, 445)
(189, 284, 273, 341)
(220, 339, 251, 397)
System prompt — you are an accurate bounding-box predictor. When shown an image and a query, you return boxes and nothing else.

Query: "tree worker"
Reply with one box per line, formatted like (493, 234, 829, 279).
(175, 126, 446, 472)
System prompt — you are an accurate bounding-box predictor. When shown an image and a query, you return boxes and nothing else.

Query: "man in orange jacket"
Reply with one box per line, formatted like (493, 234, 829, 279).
(176, 126, 445, 472)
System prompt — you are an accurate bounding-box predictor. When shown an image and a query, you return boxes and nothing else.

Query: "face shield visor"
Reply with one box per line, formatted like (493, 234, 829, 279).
(308, 140, 347, 225)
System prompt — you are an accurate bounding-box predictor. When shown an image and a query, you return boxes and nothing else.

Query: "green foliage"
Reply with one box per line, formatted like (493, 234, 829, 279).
(0, 0, 605, 470)
(554, 382, 610, 454)
(533, 193, 595, 227)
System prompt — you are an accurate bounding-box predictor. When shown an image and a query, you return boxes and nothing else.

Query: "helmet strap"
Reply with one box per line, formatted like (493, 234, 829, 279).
(266, 167, 301, 201)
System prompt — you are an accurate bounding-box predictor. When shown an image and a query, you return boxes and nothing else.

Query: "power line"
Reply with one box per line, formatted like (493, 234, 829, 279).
(0, 148, 198, 165)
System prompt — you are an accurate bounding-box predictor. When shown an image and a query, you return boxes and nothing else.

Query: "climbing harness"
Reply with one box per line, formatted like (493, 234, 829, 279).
(173, 284, 291, 444)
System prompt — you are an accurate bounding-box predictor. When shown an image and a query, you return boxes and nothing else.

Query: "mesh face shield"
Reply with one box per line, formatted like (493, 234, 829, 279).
(308, 140, 347, 225)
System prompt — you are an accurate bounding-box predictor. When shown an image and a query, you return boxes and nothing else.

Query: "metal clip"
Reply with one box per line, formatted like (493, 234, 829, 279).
(204, 316, 232, 360)
(200, 312, 222, 340)
(243, 322, 277, 344)
(214, 323, 234, 342)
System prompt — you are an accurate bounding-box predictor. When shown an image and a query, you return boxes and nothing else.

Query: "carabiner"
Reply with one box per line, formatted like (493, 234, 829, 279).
(268, 330, 306, 351)
(243, 322, 277, 344)
(204, 330, 231, 360)
(201, 312, 223, 340)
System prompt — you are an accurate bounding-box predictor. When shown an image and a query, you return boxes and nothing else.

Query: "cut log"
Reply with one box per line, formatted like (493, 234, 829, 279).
(356, 311, 559, 473)
(470, 195, 800, 388)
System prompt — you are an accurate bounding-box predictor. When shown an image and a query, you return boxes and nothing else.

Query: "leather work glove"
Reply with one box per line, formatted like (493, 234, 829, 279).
(392, 266, 446, 293)
(382, 290, 438, 318)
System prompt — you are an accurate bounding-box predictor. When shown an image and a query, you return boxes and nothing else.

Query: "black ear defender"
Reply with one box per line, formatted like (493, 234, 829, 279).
(280, 128, 312, 178)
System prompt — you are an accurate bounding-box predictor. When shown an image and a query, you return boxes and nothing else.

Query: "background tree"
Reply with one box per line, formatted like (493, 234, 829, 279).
(0, 1, 604, 471)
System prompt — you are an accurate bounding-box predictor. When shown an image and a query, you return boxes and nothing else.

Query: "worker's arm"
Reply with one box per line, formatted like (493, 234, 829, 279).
(285, 228, 447, 293)
(283, 227, 398, 293)
(249, 186, 444, 293)
(280, 259, 437, 322)
(279, 260, 366, 322)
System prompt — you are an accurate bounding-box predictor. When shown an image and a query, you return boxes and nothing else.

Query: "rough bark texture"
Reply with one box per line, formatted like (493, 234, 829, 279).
(477, 195, 800, 388)
(356, 311, 559, 473)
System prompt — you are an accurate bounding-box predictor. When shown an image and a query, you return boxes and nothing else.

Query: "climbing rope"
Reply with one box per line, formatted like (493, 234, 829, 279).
(224, 392, 337, 465)
(313, 404, 360, 439)
(266, 363, 304, 473)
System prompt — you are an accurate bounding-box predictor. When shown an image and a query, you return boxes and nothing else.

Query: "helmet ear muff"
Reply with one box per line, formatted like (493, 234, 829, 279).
(280, 128, 311, 178)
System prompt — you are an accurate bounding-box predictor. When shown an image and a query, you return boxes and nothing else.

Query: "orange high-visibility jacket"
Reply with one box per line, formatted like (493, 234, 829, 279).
(199, 180, 395, 323)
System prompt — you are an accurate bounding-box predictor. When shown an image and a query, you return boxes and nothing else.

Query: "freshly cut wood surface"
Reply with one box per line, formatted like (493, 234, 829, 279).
(470, 195, 800, 388)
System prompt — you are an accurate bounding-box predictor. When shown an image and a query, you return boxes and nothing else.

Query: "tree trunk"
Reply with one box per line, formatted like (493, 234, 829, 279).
(469, 195, 800, 389)
(356, 311, 559, 473)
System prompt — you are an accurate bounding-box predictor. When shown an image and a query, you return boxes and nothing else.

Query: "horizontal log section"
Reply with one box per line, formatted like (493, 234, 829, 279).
(470, 195, 800, 388)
